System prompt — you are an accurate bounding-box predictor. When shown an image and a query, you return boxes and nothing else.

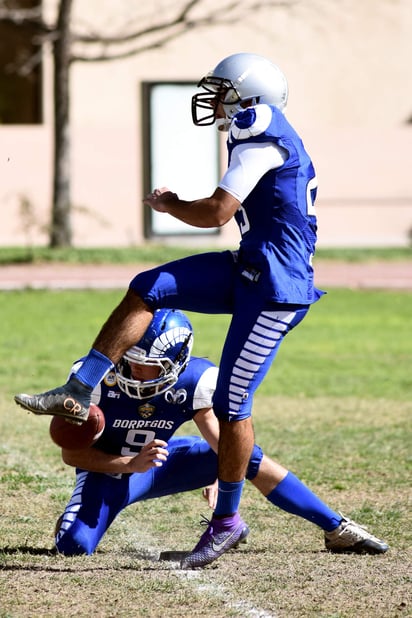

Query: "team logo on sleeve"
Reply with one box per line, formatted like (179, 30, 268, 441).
(164, 388, 187, 404)
(229, 104, 272, 141)
(103, 371, 117, 387)
(137, 403, 156, 419)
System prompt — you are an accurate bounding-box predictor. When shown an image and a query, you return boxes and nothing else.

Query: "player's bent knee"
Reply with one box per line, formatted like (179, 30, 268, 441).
(55, 524, 97, 556)
(246, 444, 264, 480)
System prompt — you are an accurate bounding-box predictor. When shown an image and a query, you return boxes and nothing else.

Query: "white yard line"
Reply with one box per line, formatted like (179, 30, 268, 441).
(176, 570, 278, 618)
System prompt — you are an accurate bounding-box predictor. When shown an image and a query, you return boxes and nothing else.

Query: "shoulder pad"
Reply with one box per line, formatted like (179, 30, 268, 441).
(230, 104, 273, 141)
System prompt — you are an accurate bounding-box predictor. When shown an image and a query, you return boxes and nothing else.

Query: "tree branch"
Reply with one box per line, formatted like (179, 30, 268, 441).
(0, 5, 42, 22)
(71, 0, 292, 45)
(0, 5, 50, 34)
(71, 0, 293, 63)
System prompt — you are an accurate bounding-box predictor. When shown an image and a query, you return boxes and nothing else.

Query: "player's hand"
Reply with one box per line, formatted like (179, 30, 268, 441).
(127, 439, 169, 473)
(202, 479, 218, 509)
(143, 187, 178, 213)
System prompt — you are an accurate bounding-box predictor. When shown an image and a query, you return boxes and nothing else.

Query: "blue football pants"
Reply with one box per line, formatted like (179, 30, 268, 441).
(130, 250, 309, 421)
(55, 436, 263, 555)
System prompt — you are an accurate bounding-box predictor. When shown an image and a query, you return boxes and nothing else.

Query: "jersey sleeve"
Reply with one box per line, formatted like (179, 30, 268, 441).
(192, 365, 218, 410)
(219, 141, 288, 203)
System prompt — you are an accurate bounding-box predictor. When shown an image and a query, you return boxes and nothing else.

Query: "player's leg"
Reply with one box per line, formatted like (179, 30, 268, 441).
(14, 251, 235, 423)
(54, 470, 131, 556)
(182, 303, 309, 568)
(215, 415, 254, 502)
(248, 452, 388, 554)
(250, 455, 342, 529)
(55, 438, 218, 556)
(14, 291, 153, 424)
(127, 436, 219, 503)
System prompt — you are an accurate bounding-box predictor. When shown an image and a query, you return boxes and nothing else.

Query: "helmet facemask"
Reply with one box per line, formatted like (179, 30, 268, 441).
(116, 353, 181, 399)
(192, 76, 245, 131)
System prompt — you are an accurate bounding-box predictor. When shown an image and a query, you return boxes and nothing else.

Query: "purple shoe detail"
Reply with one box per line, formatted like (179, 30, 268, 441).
(181, 513, 249, 569)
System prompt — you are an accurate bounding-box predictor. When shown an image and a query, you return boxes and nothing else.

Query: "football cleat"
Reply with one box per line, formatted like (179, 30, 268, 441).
(181, 513, 250, 569)
(325, 515, 389, 554)
(14, 378, 90, 425)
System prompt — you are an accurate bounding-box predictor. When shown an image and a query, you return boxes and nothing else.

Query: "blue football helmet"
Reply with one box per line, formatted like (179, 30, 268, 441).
(116, 309, 193, 399)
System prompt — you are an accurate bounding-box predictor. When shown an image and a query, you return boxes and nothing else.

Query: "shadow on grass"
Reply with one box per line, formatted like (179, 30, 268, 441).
(0, 545, 189, 571)
(1, 545, 56, 556)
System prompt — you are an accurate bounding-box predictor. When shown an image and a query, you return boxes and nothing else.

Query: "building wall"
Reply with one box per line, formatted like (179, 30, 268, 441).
(1, 0, 411, 248)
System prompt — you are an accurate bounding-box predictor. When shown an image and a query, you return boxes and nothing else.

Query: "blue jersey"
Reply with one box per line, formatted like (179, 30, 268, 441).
(130, 105, 323, 423)
(228, 104, 323, 305)
(71, 356, 218, 457)
(56, 351, 263, 556)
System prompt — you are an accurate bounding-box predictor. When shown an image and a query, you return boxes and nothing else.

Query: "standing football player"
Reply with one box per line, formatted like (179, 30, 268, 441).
(18, 52, 330, 567)
(54, 309, 388, 562)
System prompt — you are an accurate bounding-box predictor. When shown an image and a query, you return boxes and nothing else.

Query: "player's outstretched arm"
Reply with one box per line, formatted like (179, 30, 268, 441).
(143, 187, 240, 229)
(193, 407, 220, 453)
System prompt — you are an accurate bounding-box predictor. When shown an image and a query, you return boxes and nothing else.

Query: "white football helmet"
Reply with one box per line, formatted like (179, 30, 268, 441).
(116, 309, 193, 399)
(192, 52, 288, 131)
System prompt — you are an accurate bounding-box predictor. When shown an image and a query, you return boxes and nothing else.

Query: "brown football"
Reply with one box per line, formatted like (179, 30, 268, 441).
(49, 403, 105, 450)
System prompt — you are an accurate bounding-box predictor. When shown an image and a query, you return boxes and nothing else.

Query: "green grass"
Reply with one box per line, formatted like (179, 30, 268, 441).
(0, 287, 411, 617)
(0, 245, 194, 265)
(2, 288, 411, 400)
(0, 245, 411, 264)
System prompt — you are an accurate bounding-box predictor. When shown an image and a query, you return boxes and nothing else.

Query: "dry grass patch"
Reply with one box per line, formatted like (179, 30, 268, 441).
(1, 397, 410, 617)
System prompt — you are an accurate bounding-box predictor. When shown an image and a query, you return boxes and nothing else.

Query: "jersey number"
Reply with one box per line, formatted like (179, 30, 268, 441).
(237, 205, 250, 235)
(306, 176, 317, 216)
(237, 176, 317, 231)
(121, 429, 156, 457)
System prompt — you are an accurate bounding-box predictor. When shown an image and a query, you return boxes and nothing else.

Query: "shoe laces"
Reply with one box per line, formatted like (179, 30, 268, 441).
(339, 516, 375, 542)
(199, 514, 211, 528)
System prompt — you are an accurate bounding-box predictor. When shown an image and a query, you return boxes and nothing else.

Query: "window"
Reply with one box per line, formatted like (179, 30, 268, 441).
(0, 0, 43, 124)
(142, 82, 220, 237)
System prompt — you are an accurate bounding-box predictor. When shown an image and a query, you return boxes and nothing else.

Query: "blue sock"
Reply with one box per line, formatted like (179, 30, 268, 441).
(214, 479, 245, 517)
(75, 349, 114, 390)
(266, 472, 342, 532)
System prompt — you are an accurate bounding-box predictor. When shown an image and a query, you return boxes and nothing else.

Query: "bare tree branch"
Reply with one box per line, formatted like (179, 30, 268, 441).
(0, 0, 295, 247)
(79, 0, 292, 44)
(0, 0, 296, 65)
(8, 48, 43, 76)
(70, 0, 294, 63)
(0, 4, 50, 34)
(0, 5, 42, 22)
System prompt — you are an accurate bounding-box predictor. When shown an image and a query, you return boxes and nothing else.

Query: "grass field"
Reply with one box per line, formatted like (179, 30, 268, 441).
(0, 245, 411, 265)
(0, 287, 411, 617)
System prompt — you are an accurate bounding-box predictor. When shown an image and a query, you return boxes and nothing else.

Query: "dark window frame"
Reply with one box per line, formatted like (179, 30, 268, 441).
(0, 0, 43, 125)
(141, 80, 220, 239)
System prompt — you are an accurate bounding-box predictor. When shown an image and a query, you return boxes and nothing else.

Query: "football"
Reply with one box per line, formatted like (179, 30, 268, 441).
(49, 403, 105, 450)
